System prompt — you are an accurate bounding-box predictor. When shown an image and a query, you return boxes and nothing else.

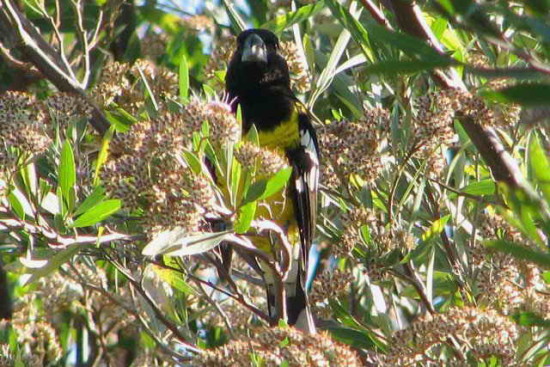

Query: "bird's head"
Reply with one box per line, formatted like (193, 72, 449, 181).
(226, 29, 291, 99)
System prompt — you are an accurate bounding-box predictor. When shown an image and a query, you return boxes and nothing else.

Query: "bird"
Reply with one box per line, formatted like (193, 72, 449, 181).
(226, 29, 319, 333)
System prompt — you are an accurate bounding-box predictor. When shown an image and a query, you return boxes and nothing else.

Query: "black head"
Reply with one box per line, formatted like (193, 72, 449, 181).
(226, 29, 291, 100)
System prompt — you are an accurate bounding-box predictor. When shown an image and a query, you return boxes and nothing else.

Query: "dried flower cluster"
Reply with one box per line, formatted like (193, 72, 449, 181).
(45, 92, 93, 125)
(204, 35, 237, 86)
(182, 15, 215, 33)
(471, 212, 549, 317)
(5, 294, 63, 366)
(102, 99, 239, 232)
(310, 268, 353, 305)
(337, 207, 377, 256)
(3, 263, 138, 366)
(382, 307, 520, 366)
(413, 88, 520, 176)
(319, 107, 390, 189)
(235, 141, 289, 176)
(0, 91, 51, 158)
(280, 41, 311, 93)
(92, 60, 178, 114)
(141, 32, 169, 60)
(205, 101, 241, 146)
(338, 206, 414, 258)
(195, 326, 362, 366)
(413, 89, 464, 176)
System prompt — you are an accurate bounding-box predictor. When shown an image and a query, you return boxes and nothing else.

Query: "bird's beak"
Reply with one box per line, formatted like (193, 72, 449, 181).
(241, 33, 267, 63)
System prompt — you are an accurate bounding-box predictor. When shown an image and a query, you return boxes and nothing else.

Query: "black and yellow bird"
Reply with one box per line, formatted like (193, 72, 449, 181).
(226, 29, 319, 332)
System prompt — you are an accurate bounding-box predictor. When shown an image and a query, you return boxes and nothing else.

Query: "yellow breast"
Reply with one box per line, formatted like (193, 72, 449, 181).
(257, 108, 300, 150)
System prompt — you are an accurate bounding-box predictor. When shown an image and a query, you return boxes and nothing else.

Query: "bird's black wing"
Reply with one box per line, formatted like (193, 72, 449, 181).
(287, 107, 319, 273)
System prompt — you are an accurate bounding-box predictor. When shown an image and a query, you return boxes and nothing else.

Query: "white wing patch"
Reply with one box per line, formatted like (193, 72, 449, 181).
(300, 129, 319, 192)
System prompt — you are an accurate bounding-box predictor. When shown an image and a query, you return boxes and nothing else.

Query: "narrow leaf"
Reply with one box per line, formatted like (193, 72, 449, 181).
(25, 245, 82, 284)
(143, 229, 230, 257)
(528, 133, 550, 203)
(421, 214, 451, 242)
(262, 2, 325, 34)
(235, 201, 257, 234)
(481, 84, 550, 106)
(71, 200, 121, 228)
(485, 240, 550, 268)
(74, 186, 106, 217)
(94, 126, 114, 185)
(59, 140, 76, 209)
(179, 55, 189, 103)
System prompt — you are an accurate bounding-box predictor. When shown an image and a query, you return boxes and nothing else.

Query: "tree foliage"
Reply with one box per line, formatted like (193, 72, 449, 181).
(0, 0, 549, 366)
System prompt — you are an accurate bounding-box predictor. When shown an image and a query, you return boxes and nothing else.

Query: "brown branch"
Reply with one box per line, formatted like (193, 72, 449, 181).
(0, 215, 136, 248)
(359, 0, 392, 29)
(103, 253, 201, 353)
(383, 0, 525, 189)
(0, 0, 110, 134)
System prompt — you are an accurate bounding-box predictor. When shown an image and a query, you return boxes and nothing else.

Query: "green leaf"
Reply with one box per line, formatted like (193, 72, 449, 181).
(326, 326, 380, 349)
(528, 133, 550, 203)
(152, 265, 196, 295)
(74, 186, 106, 217)
(243, 167, 293, 204)
(422, 215, 451, 242)
(71, 200, 121, 228)
(8, 191, 26, 220)
(484, 240, 550, 268)
(94, 126, 114, 185)
(364, 59, 456, 75)
(179, 55, 190, 103)
(246, 124, 260, 146)
(460, 179, 496, 196)
(368, 24, 456, 65)
(59, 140, 76, 210)
(512, 311, 550, 327)
(222, 0, 246, 34)
(136, 65, 159, 111)
(142, 230, 231, 257)
(262, 2, 325, 34)
(324, 0, 371, 60)
(24, 245, 82, 284)
(481, 84, 550, 106)
(138, 6, 181, 34)
(183, 150, 203, 175)
(235, 201, 257, 234)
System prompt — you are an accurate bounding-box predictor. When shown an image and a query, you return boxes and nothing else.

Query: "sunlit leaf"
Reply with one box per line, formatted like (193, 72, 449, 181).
(422, 215, 451, 242)
(59, 140, 76, 210)
(243, 167, 293, 204)
(24, 245, 83, 285)
(74, 186, 106, 217)
(528, 132, 550, 203)
(235, 201, 257, 233)
(262, 2, 325, 34)
(143, 229, 231, 257)
(179, 55, 189, 103)
(71, 200, 121, 228)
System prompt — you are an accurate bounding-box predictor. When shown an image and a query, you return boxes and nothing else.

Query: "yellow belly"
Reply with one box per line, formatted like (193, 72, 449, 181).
(252, 106, 302, 252)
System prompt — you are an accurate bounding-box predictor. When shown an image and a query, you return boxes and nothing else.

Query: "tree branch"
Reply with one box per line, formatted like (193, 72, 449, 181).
(383, 0, 525, 188)
(0, 0, 109, 134)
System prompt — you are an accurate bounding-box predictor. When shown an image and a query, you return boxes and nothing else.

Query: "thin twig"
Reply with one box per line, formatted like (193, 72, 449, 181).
(358, 0, 392, 29)
(102, 252, 201, 353)
(0, 0, 110, 134)
(151, 259, 270, 322)
(71, 0, 91, 87)
(400, 263, 436, 314)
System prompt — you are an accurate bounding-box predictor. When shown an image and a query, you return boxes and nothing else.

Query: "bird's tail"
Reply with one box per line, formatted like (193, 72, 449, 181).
(266, 259, 316, 333)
